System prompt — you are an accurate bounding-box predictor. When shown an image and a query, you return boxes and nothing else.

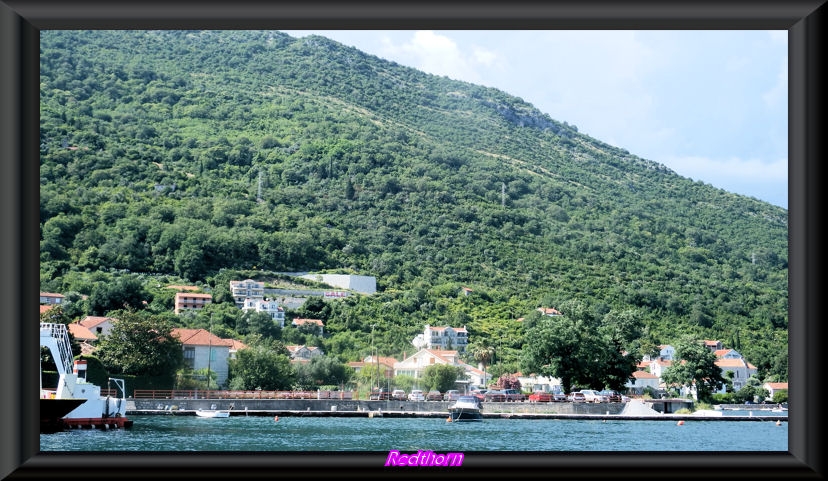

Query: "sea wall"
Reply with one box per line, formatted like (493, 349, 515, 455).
(130, 398, 626, 415)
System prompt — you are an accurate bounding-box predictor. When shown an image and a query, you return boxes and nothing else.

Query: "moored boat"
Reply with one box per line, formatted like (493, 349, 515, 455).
(195, 407, 232, 418)
(448, 395, 483, 422)
(40, 322, 133, 432)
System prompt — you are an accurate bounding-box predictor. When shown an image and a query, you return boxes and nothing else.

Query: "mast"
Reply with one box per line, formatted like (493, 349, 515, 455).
(207, 314, 212, 390)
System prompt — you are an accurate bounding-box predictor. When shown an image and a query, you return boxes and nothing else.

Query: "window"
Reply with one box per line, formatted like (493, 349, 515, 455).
(184, 347, 195, 368)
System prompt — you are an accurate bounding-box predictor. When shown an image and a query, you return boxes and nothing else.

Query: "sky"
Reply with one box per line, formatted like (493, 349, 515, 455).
(282, 30, 788, 209)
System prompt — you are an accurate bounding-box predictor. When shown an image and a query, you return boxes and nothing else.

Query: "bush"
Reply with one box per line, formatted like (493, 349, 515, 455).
(711, 393, 734, 404)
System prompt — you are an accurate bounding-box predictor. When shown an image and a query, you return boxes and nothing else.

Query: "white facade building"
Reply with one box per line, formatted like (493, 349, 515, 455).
(300, 274, 377, 294)
(412, 325, 469, 352)
(242, 298, 285, 327)
(230, 279, 264, 308)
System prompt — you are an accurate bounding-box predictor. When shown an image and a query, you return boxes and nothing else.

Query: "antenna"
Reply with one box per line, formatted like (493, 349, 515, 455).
(257, 170, 263, 203)
(502, 182, 506, 207)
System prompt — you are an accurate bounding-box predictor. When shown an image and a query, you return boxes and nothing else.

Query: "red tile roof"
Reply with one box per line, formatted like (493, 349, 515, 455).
(171, 328, 233, 347)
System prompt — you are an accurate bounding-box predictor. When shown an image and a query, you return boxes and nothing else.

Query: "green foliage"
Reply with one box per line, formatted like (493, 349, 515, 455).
(227, 345, 295, 391)
(38, 30, 788, 384)
(421, 364, 465, 392)
(661, 336, 727, 403)
(519, 300, 642, 392)
(771, 389, 788, 403)
(93, 310, 183, 382)
(293, 356, 353, 390)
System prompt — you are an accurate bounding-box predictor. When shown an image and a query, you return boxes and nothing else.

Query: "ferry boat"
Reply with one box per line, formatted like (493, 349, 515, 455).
(447, 395, 483, 422)
(40, 322, 133, 432)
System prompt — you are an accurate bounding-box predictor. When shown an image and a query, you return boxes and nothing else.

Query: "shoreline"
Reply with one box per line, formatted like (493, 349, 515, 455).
(127, 409, 788, 422)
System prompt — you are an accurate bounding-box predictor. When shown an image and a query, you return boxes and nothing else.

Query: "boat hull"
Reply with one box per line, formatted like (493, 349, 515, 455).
(448, 410, 483, 422)
(196, 410, 231, 418)
(40, 398, 86, 433)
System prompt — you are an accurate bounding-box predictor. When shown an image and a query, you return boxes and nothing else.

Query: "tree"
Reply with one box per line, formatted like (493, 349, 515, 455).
(94, 310, 183, 382)
(661, 336, 727, 403)
(421, 364, 465, 393)
(293, 356, 353, 390)
(227, 345, 295, 391)
(470, 341, 494, 387)
(87, 275, 150, 316)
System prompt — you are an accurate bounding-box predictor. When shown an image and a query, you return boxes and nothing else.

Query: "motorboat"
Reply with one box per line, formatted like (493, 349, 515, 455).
(195, 406, 231, 418)
(447, 395, 483, 422)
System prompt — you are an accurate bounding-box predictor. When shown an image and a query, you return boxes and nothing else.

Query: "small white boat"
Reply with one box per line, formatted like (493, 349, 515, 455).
(195, 409, 231, 418)
(448, 396, 483, 422)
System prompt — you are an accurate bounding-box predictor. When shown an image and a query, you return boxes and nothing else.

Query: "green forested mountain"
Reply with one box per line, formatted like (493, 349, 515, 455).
(39, 30, 788, 381)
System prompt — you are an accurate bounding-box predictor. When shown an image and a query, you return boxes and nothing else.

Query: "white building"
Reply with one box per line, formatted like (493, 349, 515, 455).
(412, 325, 469, 352)
(241, 297, 285, 327)
(230, 279, 264, 308)
(300, 274, 377, 294)
(394, 348, 487, 387)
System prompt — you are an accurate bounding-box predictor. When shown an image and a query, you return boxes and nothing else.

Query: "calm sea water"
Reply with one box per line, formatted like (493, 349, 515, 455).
(41, 411, 787, 452)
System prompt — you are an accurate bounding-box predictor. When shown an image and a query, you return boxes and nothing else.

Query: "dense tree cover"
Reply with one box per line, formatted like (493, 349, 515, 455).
(519, 300, 644, 392)
(39, 30, 788, 384)
(661, 336, 728, 403)
(93, 310, 183, 384)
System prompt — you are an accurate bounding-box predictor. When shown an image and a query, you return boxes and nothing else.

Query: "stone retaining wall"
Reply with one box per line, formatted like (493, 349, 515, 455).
(130, 398, 626, 415)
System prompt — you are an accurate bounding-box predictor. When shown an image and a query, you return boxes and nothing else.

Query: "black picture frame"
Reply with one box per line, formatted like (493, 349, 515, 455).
(2, 1, 824, 478)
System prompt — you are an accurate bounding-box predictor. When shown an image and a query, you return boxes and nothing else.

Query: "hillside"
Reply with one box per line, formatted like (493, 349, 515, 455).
(38, 30, 788, 379)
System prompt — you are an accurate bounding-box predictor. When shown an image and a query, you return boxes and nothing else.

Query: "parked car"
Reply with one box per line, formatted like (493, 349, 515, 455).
(408, 389, 425, 401)
(443, 390, 462, 401)
(528, 391, 553, 403)
(501, 389, 527, 402)
(426, 390, 443, 401)
(600, 390, 622, 403)
(579, 389, 605, 403)
(551, 391, 567, 402)
(484, 390, 507, 402)
(568, 392, 586, 403)
(391, 389, 407, 401)
(369, 388, 391, 400)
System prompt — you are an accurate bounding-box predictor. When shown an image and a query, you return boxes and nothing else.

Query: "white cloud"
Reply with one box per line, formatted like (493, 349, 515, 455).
(664, 155, 788, 183)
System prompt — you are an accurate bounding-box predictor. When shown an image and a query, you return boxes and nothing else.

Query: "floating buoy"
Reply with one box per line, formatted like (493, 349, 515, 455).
(446, 417, 452, 423)
(776, 420, 781, 426)
(677, 420, 685, 426)
(273, 416, 279, 422)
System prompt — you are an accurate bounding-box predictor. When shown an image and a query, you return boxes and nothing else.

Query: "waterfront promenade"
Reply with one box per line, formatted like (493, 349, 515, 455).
(127, 399, 787, 422)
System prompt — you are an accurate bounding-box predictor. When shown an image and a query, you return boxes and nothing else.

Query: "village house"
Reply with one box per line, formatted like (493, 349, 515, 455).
(291, 318, 324, 335)
(763, 381, 788, 399)
(171, 328, 236, 388)
(537, 307, 563, 316)
(348, 355, 398, 381)
(173, 292, 213, 315)
(230, 279, 265, 308)
(411, 325, 469, 352)
(286, 345, 324, 362)
(714, 357, 758, 392)
(394, 348, 488, 388)
(242, 297, 286, 327)
(39, 292, 65, 305)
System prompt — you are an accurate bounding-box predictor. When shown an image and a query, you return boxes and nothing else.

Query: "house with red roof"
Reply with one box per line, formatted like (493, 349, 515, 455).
(77, 316, 118, 337)
(171, 328, 236, 388)
(291, 318, 324, 335)
(39, 292, 65, 305)
(394, 348, 488, 387)
(348, 355, 398, 380)
(715, 357, 758, 392)
(763, 382, 788, 399)
(285, 344, 324, 363)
